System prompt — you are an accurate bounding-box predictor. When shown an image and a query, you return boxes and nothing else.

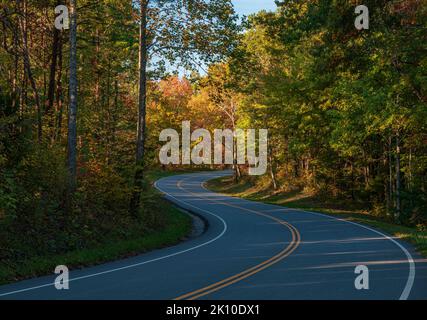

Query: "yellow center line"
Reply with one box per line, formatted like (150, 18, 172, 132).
(173, 177, 301, 300)
(185, 227, 300, 301)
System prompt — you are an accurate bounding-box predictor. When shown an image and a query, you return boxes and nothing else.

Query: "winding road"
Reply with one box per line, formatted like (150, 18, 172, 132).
(0, 171, 426, 300)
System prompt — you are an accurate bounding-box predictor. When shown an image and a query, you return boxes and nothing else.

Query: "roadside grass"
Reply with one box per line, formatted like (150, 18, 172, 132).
(0, 170, 193, 285)
(207, 176, 427, 258)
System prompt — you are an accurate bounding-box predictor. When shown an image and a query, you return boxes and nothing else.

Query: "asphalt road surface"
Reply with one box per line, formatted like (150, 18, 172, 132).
(0, 171, 426, 300)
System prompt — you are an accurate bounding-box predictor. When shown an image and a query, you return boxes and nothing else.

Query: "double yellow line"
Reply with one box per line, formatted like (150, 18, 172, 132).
(173, 178, 301, 300)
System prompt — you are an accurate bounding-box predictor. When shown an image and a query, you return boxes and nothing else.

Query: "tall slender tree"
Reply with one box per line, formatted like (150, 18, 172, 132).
(68, 0, 78, 193)
(130, 0, 148, 217)
(46, 0, 62, 129)
(129, 0, 240, 216)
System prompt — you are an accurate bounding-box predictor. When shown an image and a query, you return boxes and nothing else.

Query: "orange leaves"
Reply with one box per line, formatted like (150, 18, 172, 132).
(158, 76, 193, 100)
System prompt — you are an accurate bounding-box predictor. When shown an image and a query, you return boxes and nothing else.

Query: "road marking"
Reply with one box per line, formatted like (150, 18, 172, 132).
(201, 178, 416, 300)
(173, 177, 301, 300)
(0, 175, 228, 298)
(303, 210, 415, 300)
(1, 172, 415, 300)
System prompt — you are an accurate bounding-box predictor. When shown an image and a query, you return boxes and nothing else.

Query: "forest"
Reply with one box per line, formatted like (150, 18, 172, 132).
(0, 0, 426, 282)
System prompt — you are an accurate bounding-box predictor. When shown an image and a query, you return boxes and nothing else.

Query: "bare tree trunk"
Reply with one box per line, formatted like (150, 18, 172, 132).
(20, 0, 42, 143)
(232, 145, 241, 183)
(109, 76, 119, 161)
(54, 31, 64, 141)
(232, 122, 241, 182)
(106, 62, 112, 164)
(12, 30, 18, 110)
(408, 147, 413, 190)
(382, 144, 389, 213)
(395, 132, 402, 220)
(19, 64, 26, 120)
(388, 136, 393, 211)
(67, 0, 78, 193)
(130, 0, 148, 217)
(284, 137, 289, 178)
(351, 161, 356, 201)
(269, 145, 278, 190)
(408, 145, 414, 213)
(46, 0, 61, 123)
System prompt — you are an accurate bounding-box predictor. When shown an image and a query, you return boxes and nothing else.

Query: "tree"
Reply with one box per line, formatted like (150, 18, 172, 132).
(203, 63, 242, 180)
(129, 0, 240, 216)
(67, 0, 78, 193)
(225, 0, 427, 224)
(46, 0, 62, 133)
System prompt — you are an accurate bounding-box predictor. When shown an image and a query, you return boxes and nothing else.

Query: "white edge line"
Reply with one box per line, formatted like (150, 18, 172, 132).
(2, 172, 416, 300)
(200, 181, 416, 300)
(306, 210, 415, 300)
(0, 175, 228, 298)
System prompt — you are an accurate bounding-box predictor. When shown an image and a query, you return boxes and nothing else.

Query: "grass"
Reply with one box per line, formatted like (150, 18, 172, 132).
(0, 170, 193, 285)
(207, 176, 427, 258)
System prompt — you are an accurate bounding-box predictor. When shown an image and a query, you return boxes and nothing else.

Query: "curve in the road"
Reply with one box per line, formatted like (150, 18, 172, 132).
(173, 177, 301, 300)
(0, 171, 425, 300)
(0, 176, 230, 298)
(198, 179, 416, 300)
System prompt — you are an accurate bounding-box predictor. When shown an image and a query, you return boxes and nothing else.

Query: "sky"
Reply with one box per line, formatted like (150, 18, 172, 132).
(163, 1, 278, 76)
(232, 0, 277, 16)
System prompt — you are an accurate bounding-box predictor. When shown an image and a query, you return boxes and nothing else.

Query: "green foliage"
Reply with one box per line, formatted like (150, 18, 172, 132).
(207, 175, 427, 258)
(226, 0, 427, 226)
(0, 0, 426, 281)
(0, 0, 239, 282)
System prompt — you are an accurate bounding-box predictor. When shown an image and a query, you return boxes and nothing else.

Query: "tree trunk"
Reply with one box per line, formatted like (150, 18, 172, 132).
(388, 136, 393, 212)
(395, 132, 402, 220)
(94, 28, 100, 107)
(23, 55, 42, 142)
(106, 62, 112, 164)
(54, 31, 64, 141)
(12, 30, 18, 110)
(232, 123, 241, 183)
(109, 76, 119, 162)
(269, 145, 278, 190)
(350, 161, 356, 201)
(21, 0, 42, 143)
(46, 0, 61, 122)
(67, 0, 78, 193)
(408, 146, 414, 213)
(284, 137, 289, 178)
(19, 63, 27, 120)
(130, 0, 148, 217)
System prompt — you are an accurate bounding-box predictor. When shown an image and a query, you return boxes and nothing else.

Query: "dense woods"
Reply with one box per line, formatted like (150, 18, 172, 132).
(227, 0, 427, 226)
(0, 0, 426, 280)
(0, 0, 238, 278)
(161, 0, 427, 227)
